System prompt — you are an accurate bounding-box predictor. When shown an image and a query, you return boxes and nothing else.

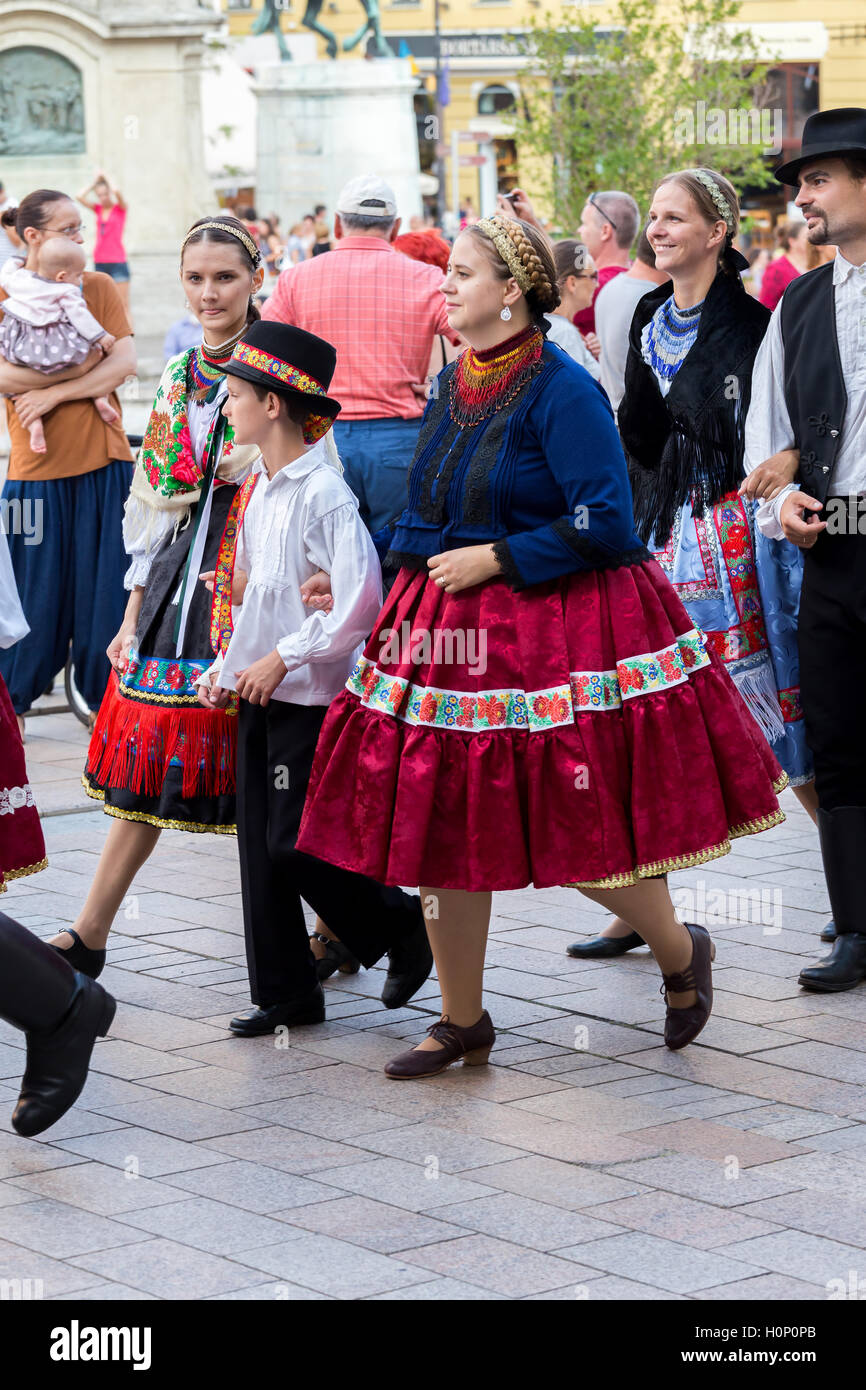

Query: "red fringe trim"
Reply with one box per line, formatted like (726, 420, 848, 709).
(86, 674, 237, 799)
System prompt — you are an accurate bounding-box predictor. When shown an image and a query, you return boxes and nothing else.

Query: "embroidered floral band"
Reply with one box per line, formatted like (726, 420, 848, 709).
(230, 343, 327, 395)
(120, 649, 214, 705)
(347, 630, 711, 732)
(0, 784, 36, 815)
(778, 686, 804, 723)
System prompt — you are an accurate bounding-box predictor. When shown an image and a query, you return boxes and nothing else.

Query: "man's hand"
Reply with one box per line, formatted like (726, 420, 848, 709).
(300, 569, 333, 613)
(107, 624, 137, 674)
(12, 385, 63, 430)
(496, 189, 541, 229)
(427, 544, 501, 594)
(780, 490, 827, 549)
(740, 448, 800, 501)
(583, 331, 601, 361)
(234, 649, 288, 706)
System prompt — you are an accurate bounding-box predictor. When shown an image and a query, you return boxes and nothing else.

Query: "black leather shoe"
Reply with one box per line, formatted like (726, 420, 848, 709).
(310, 933, 361, 982)
(51, 927, 106, 980)
(799, 934, 866, 993)
(820, 920, 836, 943)
(13, 972, 117, 1138)
(229, 984, 325, 1036)
(661, 922, 715, 1050)
(566, 929, 645, 959)
(381, 908, 434, 1009)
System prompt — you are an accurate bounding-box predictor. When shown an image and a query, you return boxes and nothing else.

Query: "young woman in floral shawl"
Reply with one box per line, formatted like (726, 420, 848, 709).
(48, 217, 265, 977)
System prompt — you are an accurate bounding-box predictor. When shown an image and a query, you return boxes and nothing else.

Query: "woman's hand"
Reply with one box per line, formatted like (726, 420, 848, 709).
(200, 568, 248, 604)
(234, 649, 288, 706)
(427, 544, 501, 594)
(780, 490, 827, 549)
(12, 386, 63, 429)
(583, 331, 601, 361)
(739, 448, 800, 501)
(496, 189, 541, 229)
(300, 569, 333, 613)
(197, 671, 230, 710)
(107, 624, 136, 674)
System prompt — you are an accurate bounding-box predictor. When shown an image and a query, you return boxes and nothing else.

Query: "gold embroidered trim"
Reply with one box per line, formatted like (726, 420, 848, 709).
(116, 685, 204, 707)
(568, 806, 787, 889)
(82, 779, 237, 836)
(0, 856, 48, 891)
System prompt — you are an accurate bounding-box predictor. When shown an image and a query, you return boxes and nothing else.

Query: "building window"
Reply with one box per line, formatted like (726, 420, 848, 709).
(478, 84, 516, 116)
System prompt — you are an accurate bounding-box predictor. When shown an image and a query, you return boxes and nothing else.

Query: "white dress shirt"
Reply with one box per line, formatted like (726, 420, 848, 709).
(543, 313, 601, 379)
(744, 249, 866, 539)
(205, 447, 382, 707)
(0, 525, 28, 649)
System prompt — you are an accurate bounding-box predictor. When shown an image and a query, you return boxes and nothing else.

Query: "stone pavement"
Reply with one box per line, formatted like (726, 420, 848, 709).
(2, 699, 866, 1302)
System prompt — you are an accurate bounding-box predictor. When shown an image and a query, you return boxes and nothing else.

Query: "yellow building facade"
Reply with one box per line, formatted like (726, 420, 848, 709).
(222, 0, 866, 230)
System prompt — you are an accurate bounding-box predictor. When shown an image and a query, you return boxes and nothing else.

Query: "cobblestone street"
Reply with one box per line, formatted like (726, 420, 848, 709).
(2, 697, 865, 1302)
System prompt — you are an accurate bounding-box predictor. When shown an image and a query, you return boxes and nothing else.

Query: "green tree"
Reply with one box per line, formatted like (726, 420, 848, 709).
(510, 0, 779, 232)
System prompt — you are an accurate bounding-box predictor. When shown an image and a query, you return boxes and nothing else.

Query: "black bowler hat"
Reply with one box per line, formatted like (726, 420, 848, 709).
(775, 107, 866, 186)
(223, 320, 341, 441)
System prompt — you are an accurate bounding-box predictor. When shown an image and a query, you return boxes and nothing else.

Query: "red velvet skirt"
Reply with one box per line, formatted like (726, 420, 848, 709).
(296, 561, 787, 892)
(0, 675, 46, 892)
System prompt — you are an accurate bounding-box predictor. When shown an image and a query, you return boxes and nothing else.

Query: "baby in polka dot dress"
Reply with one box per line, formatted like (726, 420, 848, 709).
(0, 240, 118, 453)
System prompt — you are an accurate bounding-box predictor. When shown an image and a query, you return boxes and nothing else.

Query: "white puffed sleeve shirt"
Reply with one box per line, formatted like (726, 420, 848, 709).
(744, 249, 866, 539)
(206, 445, 382, 706)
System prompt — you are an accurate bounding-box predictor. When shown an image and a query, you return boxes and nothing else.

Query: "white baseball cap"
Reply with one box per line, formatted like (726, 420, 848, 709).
(336, 175, 398, 219)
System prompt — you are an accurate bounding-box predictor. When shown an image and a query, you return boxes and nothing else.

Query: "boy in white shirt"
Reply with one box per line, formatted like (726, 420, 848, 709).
(198, 321, 431, 1035)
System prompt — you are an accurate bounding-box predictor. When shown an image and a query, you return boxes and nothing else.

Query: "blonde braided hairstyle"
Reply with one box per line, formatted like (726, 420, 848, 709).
(466, 215, 561, 326)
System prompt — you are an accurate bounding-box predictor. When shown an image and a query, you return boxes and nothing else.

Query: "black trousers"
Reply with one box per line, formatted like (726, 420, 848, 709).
(236, 698, 420, 1006)
(798, 528, 866, 811)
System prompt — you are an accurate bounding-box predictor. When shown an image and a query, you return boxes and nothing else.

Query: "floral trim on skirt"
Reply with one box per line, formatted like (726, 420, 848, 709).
(0, 675, 46, 891)
(296, 560, 787, 892)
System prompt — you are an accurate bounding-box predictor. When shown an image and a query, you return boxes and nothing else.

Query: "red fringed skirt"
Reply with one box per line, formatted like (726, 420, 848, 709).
(296, 561, 788, 891)
(83, 650, 237, 833)
(0, 674, 46, 891)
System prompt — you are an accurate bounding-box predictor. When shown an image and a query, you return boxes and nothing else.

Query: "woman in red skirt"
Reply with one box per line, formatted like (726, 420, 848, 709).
(297, 214, 787, 1077)
(1, 530, 46, 894)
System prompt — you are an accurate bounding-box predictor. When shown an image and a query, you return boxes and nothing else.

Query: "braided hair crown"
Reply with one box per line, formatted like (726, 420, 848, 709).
(468, 215, 561, 321)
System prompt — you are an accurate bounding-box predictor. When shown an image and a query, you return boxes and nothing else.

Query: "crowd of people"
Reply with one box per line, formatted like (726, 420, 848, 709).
(1, 106, 866, 1134)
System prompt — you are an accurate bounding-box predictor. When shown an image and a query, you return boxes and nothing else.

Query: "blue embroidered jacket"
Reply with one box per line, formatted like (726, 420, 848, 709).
(387, 342, 646, 590)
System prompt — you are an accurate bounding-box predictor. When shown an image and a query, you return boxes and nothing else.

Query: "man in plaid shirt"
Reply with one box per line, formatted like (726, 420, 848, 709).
(262, 175, 458, 533)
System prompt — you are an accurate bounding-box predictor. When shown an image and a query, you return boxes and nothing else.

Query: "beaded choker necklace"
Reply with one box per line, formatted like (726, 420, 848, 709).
(449, 324, 544, 427)
(188, 328, 245, 404)
(644, 295, 704, 383)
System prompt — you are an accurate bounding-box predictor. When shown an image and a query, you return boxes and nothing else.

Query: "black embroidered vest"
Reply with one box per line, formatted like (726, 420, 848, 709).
(780, 263, 848, 504)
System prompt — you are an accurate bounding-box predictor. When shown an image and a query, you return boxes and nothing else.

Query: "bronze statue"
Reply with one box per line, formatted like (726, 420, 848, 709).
(252, 0, 392, 62)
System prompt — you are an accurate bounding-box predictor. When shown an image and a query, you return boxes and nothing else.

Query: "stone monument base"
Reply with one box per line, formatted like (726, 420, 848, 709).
(254, 58, 422, 227)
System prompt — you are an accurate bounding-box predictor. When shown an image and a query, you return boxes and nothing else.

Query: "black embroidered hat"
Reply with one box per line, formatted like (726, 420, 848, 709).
(223, 320, 341, 441)
(775, 107, 866, 186)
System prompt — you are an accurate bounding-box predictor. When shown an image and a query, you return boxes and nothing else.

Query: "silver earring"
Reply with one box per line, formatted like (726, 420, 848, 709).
(500, 305, 512, 321)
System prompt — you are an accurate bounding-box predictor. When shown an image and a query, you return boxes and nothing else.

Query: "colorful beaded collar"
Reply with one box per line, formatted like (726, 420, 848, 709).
(449, 323, 544, 427)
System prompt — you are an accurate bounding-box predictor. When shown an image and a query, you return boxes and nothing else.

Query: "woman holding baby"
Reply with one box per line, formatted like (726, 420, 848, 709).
(0, 189, 135, 731)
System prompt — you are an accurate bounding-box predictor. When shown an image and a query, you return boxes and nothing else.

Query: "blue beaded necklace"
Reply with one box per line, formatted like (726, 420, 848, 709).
(644, 294, 704, 383)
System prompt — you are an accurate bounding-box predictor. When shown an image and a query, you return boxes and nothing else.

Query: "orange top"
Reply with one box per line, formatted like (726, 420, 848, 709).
(1, 271, 134, 481)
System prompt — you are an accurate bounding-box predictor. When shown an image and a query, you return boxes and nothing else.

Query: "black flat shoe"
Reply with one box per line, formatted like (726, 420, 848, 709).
(51, 928, 106, 981)
(799, 933, 866, 992)
(381, 909, 433, 1009)
(13, 971, 116, 1138)
(310, 933, 361, 982)
(820, 920, 836, 943)
(661, 922, 715, 1051)
(566, 929, 645, 959)
(229, 984, 326, 1036)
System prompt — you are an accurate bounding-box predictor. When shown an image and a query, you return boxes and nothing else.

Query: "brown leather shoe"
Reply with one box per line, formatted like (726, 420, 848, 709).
(384, 1012, 495, 1079)
(660, 923, 715, 1051)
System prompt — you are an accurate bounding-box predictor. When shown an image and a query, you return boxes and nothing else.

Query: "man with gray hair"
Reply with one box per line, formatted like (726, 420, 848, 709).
(262, 175, 458, 533)
(574, 189, 641, 338)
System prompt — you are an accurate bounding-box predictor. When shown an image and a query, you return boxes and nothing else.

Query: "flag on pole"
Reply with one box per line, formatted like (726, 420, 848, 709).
(398, 40, 419, 76)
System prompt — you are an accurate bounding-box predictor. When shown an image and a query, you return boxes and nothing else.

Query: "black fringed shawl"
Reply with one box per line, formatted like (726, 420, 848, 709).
(618, 272, 771, 546)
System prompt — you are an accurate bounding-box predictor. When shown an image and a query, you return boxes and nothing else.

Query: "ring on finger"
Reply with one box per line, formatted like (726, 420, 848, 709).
(436, 576, 446, 587)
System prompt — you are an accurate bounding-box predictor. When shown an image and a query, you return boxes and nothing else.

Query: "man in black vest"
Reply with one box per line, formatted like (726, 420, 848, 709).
(745, 109, 866, 992)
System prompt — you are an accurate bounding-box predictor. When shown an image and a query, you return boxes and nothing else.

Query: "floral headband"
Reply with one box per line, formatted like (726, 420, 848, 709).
(181, 220, 261, 266)
(475, 215, 533, 294)
(689, 170, 735, 234)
